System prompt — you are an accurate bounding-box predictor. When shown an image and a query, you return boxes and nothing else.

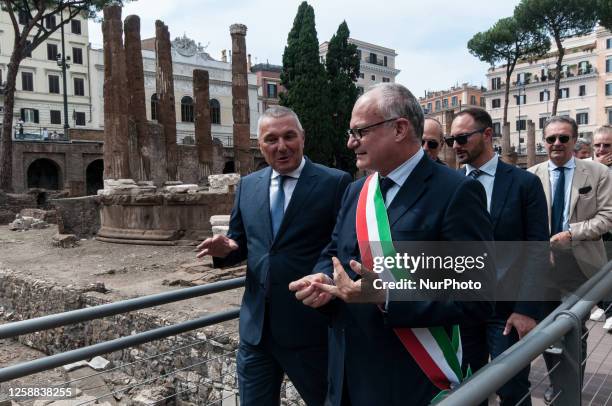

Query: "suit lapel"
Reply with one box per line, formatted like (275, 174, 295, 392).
(255, 167, 273, 243)
(274, 159, 318, 241)
(490, 161, 513, 229)
(569, 160, 588, 220)
(538, 163, 552, 228)
(387, 155, 431, 227)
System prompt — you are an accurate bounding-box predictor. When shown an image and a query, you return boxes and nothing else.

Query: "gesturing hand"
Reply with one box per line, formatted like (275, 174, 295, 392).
(289, 273, 335, 308)
(311, 257, 385, 304)
(196, 234, 239, 259)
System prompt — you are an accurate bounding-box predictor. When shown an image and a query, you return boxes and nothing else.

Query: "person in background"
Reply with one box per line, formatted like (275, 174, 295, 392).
(574, 138, 592, 159)
(422, 117, 447, 165)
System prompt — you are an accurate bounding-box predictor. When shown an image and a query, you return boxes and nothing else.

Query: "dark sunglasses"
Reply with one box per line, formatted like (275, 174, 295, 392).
(444, 128, 486, 147)
(347, 118, 398, 140)
(421, 139, 440, 149)
(545, 135, 571, 144)
(594, 143, 611, 148)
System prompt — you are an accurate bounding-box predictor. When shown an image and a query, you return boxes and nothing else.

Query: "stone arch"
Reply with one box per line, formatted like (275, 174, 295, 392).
(222, 161, 235, 174)
(27, 158, 62, 190)
(86, 159, 104, 195)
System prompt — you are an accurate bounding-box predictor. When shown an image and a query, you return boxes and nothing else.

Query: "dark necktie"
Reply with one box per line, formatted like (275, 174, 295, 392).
(270, 175, 287, 237)
(468, 169, 483, 179)
(551, 167, 566, 236)
(379, 176, 395, 203)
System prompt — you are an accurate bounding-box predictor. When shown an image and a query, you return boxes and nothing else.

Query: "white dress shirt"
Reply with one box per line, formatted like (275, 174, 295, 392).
(465, 154, 499, 213)
(548, 157, 576, 232)
(269, 157, 306, 211)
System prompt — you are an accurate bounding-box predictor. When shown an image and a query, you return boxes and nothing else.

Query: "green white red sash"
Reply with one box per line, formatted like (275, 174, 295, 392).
(355, 174, 465, 395)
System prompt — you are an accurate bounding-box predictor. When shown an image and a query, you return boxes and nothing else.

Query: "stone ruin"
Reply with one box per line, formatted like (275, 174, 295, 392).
(94, 5, 252, 245)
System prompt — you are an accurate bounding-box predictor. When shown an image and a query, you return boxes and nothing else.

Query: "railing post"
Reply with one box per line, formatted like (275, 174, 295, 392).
(548, 311, 582, 406)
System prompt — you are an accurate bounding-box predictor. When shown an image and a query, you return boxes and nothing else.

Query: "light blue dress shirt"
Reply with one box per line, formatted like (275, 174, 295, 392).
(465, 154, 499, 213)
(270, 157, 306, 211)
(547, 157, 576, 232)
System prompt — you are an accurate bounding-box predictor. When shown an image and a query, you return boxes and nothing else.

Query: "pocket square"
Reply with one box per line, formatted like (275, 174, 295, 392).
(579, 185, 592, 194)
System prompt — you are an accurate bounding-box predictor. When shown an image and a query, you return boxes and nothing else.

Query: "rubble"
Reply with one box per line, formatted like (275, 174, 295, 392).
(52, 233, 79, 248)
(8, 215, 49, 231)
(88, 355, 111, 371)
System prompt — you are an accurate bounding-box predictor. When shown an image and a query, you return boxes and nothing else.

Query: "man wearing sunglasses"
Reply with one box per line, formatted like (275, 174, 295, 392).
(422, 117, 447, 165)
(449, 108, 549, 406)
(290, 83, 493, 406)
(528, 116, 612, 402)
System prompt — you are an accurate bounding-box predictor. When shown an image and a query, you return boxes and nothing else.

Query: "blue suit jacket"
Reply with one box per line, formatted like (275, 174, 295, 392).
(314, 155, 494, 406)
(467, 160, 549, 319)
(215, 158, 352, 348)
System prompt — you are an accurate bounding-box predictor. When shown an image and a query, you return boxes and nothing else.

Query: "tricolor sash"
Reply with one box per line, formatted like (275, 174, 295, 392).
(355, 174, 467, 399)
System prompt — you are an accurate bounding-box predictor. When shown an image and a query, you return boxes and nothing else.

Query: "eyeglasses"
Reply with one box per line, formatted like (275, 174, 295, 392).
(421, 139, 440, 149)
(444, 128, 486, 147)
(594, 143, 611, 149)
(545, 134, 571, 144)
(347, 118, 398, 140)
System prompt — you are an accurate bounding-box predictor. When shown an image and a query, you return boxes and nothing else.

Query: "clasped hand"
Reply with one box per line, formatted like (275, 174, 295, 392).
(289, 257, 385, 307)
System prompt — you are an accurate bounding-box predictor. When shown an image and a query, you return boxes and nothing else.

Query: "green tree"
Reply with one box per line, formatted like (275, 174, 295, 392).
(280, 1, 333, 165)
(325, 21, 359, 173)
(468, 16, 549, 155)
(515, 0, 598, 115)
(597, 0, 612, 31)
(0, 0, 128, 191)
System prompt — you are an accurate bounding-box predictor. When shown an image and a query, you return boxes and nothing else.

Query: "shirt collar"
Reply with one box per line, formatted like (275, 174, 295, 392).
(385, 148, 424, 187)
(548, 156, 576, 171)
(465, 153, 499, 177)
(271, 157, 306, 179)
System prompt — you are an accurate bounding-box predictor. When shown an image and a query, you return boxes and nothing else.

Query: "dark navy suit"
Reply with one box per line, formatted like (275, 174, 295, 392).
(313, 155, 494, 406)
(460, 160, 549, 406)
(214, 158, 352, 405)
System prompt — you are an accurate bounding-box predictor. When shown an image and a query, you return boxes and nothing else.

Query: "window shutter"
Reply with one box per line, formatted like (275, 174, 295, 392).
(34, 109, 39, 123)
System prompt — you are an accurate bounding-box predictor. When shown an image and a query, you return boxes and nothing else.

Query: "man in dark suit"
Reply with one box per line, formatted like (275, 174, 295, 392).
(449, 108, 549, 406)
(289, 84, 493, 406)
(197, 106, 352, 405)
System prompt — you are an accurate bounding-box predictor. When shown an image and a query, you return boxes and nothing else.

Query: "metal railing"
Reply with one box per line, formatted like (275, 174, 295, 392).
(13, 124, 68, 141)
(441, 261, 612, 406)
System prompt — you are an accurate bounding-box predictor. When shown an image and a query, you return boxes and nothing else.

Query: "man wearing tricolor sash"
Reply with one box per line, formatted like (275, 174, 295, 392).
(290, 84, 494, 405)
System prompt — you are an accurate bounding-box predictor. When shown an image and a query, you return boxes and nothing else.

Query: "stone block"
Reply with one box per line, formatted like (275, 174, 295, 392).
(20, 208, 57, 223)
(52, 196, 101, 238)
(164, 184, 199, 193)
(212, 226, 229, 235)
(210, 215, 230, 226)
(208, 174, 240, 189)
(88, 355, 111, 370)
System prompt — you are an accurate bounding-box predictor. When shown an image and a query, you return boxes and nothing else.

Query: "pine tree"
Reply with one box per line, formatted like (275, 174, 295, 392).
(325, 21, 359, 173)
(280, 2, 333, 165)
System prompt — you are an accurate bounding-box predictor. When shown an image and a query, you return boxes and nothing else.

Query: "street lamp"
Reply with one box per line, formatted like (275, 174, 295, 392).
(56, 7, 71, 133)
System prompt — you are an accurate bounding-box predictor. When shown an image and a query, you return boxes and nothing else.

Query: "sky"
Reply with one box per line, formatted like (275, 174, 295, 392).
(88, 0, 521, 98)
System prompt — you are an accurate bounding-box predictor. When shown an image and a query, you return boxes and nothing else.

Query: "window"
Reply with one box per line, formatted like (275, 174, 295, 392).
(210, 99, 221, 124)
(442, 99, 448, 108)
(539, 117, 549, 129)
(50, 110, 61, 125)
(493, 122, 501, 136)
(25, 40, 32, 58)
(369, 53, 377, 64)
(608, 38, 612, 49)
(359, 72, 364, 79)
(73, 77, 85, 96)
(20, 108, 39, 123)
(180, 96, 194, 122)
(540, 90, 550, 101)
(517, 72, 527, 84)
(48, 75, 60, 94)
(44, 15, 56, 29)
(516, 119, 526, 131)
(558, 88, 570, 99)
(371, 74, 376, 81)
(578, 61, 591, 75)
(427, 102, 432, 112)
(72, 47, 83, 65)
(435, 100, 441, 111)
(491, 77, 501, 90)
(579, 85, 586, 96)
(480, 97, 486, 107)
(606, 82, 612, 96)
(609, 109, 612, 124)
(470, 95, 477, 105)
(576, 112, 589, 125)
(74, 111, 86, 126)
(266, 83, 277, 98)
(18, 10, 29, 25)
(47, 43, 58, 61)
(382, 77, 390, 83)
(607, 57, 612, 73)
(492, 98, 501, 108)
(383, 56, 388, 67)
(357, 86, 364, 95)
(150, 94, 158, 120)
(515, 94, 526, 105)
(451, 96, 458, 106)
(71, 20, 81, 35)
(21, 71, 33, 91)
(357, 50, 362, 60)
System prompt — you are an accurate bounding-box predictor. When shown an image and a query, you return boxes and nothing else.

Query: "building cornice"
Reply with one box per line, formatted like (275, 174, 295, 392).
(360, 62, 400, 75)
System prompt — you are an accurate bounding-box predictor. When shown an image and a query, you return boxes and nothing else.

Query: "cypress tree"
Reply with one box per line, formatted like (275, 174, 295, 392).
(325, 21, 360, 173)
(280, 2, 333, 165)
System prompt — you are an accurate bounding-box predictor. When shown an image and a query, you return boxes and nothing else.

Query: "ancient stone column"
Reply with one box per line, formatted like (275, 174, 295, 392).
(124, 15, 150, 182)
(102, 5, 130, 180)
(443, 110, 456, 168)
(230, 24, 252, 175)
(527, 120, 536, 168)
(155, 20, 178, 181)
(193, 69, 213, 182)
(501, 122, 511, 163)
